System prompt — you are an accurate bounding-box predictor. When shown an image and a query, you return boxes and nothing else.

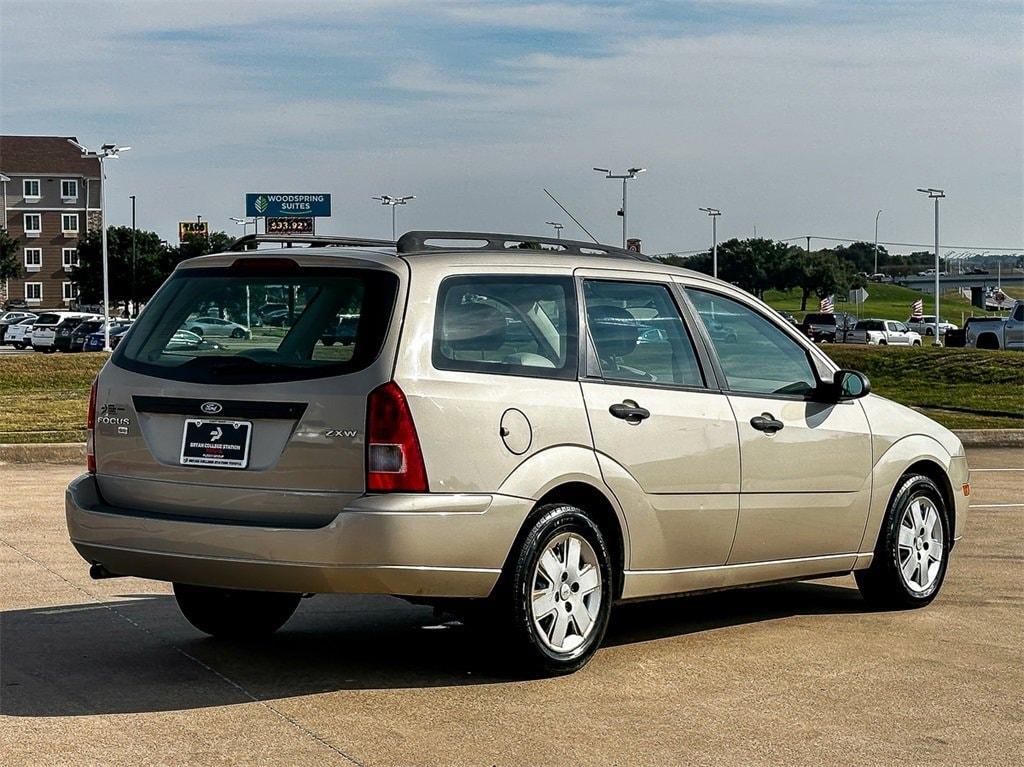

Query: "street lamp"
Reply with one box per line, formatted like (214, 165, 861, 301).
(372, 195, 415, 240)
(231, 216, 257, 236)
(545, 221, 564, 239)
(916, 188, 946, 345)
(79, 142, 131, 352)
(874, 209, 882, 276)
(699, 207, 722, 278)
(593, 166, 645, 248)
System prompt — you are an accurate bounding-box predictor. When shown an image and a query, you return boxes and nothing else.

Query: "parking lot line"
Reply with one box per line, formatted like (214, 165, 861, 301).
(969, 503, 1024, 509)
(970, 468, 1023, 472)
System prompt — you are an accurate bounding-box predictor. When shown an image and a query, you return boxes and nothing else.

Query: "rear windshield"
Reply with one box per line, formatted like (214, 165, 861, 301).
(804, 314, 835, 324)
(35, 313, 61, 325)
(855, 320, 883, 330)
(114, 265, 399, 384)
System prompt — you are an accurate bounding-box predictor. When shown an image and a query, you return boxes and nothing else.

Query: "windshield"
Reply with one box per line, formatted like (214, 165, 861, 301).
(114, 264, 399, 384)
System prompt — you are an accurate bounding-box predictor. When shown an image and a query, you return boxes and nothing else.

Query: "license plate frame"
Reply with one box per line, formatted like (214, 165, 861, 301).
(179, 418, 252, 469)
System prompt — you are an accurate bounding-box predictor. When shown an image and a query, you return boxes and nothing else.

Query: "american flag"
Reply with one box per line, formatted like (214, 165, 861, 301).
(911, 299, 924, 319)
(819, 295, 834, 313)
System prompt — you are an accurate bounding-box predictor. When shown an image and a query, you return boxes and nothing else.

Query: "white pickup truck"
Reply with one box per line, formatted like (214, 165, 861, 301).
(846, 319, 923, 346)
(966, 300, 1024, 350)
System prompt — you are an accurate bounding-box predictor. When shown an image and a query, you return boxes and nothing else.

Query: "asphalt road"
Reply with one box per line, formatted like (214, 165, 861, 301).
(1, 450, 1021, 766)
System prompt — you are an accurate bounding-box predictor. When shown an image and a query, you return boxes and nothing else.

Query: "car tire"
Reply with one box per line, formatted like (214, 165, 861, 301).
(13, 343, 23, 350)
(913, 340, 921, 347)
(190, 327, 204, 336)
(925, 328, 934, 336)
(855, 474, 950, 610)
(173, 583, 301, 639)
(230, 328, 245, 339)
(496, 504, 614, 676)
(879, 340, 887, 346)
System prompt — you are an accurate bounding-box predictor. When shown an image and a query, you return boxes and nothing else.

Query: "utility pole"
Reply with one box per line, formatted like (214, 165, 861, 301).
(699, 208, 721, 278)
(874, 209, 882, 275)
(130, 194, 137, 317)
(593, 166, 645, 248)
(917, 188, 946, 345)
(806, 235, 811, 256)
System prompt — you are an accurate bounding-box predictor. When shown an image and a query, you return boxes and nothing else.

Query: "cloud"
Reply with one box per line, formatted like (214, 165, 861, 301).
(1, 0, 1020, 251)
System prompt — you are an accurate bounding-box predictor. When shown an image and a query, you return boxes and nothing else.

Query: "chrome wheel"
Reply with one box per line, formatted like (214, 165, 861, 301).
(530, 532, 602, 654)
(897, 495, 944, 593)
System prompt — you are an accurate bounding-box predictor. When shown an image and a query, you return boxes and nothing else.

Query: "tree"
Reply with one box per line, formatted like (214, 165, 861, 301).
(790, 250, 855, 311)
(834, 241, 889, 273)
(0, 228, 24, 287)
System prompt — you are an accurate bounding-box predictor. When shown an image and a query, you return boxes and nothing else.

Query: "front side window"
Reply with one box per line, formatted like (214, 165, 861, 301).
(433, 275, 576, 379)
(25, 283, 42, 301)
(61, 179, 78, 198)
(61, 213, 79, 232)
(115, 265, 399, 385)
(687, 289, 819, 397)
(583, 279, 703, 387)
(23, 179, 40, 198)
(24, 213, 41, 233)
(24, 248, 42, 269)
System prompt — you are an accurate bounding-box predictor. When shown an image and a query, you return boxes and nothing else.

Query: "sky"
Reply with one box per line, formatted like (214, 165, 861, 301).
(1, 0, 1022, 255)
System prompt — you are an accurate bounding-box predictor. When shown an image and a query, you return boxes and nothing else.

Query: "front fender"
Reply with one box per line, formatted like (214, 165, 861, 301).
(859, 434, 967, 553)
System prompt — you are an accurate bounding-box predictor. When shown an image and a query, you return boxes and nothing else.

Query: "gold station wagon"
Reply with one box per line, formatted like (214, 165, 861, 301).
(67, 231, 969, 675)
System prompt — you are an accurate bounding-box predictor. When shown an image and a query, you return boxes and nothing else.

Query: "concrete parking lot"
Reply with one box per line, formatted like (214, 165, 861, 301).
(1, 449, 1021, 766)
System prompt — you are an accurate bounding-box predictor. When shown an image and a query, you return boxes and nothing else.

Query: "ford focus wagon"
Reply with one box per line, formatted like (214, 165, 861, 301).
(67, 231, 969, 675)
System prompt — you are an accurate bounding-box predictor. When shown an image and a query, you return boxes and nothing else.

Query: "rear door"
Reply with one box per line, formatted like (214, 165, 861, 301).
(576, 272, 740, 571)
(95, 254, 406, 527)
(684, 287, 872, 565)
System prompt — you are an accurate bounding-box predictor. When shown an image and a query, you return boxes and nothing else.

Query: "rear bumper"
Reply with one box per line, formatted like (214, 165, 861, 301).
(66, 474, 533, 597)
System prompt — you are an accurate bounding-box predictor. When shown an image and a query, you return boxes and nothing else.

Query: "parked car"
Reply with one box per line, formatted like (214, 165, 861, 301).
(65, 319, 132, 352)
(83, 323, 132, 352)
(320, 315, 359, 346)
(906, 316, 958, 337)
(963, 301, 1024, 350)
(165, 329, 224, 352)
(846, 319, 922, 346)
(182, 316, 251, 338)
(0, 311, 36, 344)
(67, 230, 968, 676)
(4, 316, 37, 349)
(799, 312, 857, 343)
(31, 312, 102, 353)
(868, 273, 893, 283)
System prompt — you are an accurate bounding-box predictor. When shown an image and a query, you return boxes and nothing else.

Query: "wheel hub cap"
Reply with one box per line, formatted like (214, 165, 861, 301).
(897, 495, 944, 593)
(530, 532, 603, 654)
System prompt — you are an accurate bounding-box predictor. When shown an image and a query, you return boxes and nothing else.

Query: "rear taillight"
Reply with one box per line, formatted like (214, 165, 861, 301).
(86, 378, 97, 473)
(366, 381, 428, 493)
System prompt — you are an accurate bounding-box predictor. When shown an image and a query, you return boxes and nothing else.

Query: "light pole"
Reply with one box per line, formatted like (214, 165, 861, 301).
(916, 188, 946, 345)
(231, 216, 257, 236)
(372, 195, 415, 240)
(699, 207, 721, 278)
(545, 221, 564, 239)
(129, 195, 136, 318)
(873, 209, 882, 276)
(593, 166, 645, 248)
(80, 142, 131, 352)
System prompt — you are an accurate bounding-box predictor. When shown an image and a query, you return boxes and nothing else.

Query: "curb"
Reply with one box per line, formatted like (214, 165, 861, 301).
(0, 442, 86, 465)
(1, 431, 1021, 465)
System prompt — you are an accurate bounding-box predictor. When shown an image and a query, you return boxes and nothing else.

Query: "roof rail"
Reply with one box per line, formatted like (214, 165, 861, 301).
(395, 230, 652, 261)
(228, 234, 396, 251)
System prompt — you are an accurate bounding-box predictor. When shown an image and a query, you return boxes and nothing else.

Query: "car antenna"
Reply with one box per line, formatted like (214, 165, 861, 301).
(543, 188, 600, 244)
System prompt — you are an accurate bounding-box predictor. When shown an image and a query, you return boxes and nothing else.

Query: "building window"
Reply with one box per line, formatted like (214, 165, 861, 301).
(25, 283, 43, 303)
(25, 248, 43, 271)
(24, 213, 42, 237)
(61, 179, 79, 200)
(61, 213, 79, 234)
(62, 247, 79, 269)
(23, 179, 41, 199)
(62, 282, 78, 302)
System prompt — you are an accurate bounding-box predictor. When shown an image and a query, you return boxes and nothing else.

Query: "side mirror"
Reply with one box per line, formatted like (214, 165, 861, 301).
(832, 369, 871, 400)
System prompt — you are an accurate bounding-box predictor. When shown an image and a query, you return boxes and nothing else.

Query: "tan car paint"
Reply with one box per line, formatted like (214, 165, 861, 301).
(67, 244, 966, 601)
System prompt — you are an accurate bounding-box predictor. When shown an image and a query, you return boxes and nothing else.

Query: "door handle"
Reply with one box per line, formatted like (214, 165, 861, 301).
(609, 402, 650, 422)
(750, 413, 784, 434)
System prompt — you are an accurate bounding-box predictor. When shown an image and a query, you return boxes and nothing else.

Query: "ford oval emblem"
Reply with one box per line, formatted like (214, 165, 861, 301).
(201, 402, 223, 415)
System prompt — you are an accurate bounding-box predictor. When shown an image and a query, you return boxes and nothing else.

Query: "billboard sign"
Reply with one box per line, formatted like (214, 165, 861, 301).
(266, 217, 315, 235)
(245, 193, 331, 218)
(178, 220, 209, 241)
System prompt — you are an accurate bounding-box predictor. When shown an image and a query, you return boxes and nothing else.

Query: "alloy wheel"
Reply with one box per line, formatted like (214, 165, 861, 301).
(530, 532, 602, 653)
(897, 495, 944, 593)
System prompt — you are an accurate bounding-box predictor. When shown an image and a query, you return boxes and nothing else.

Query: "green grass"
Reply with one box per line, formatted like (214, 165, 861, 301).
(1, 345, 1020, 443)
(823, 345, 1023, 429)
(0, 353, 106, 443)
(765, 283, 1004, 324)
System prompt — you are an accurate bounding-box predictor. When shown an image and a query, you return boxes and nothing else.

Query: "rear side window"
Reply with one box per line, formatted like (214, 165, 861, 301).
(433, 275, 577, 380)
(114, 265, 399, 384)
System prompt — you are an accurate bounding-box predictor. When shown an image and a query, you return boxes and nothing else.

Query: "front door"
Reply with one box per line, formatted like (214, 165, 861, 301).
(684, 288, 873, 565)
(577, 275, 740, 571)
(1005, 303, 1024, 350)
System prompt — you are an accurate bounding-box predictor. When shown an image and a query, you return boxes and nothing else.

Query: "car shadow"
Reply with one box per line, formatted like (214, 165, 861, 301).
(1, 580, 868, 718)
